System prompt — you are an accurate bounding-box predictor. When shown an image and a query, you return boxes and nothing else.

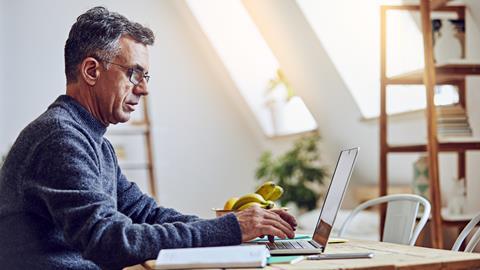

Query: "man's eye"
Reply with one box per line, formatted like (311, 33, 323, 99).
(133, 70, 143, 80)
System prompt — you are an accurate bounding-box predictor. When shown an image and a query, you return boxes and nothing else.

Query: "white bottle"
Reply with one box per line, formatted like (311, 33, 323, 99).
(434, 19, 462, 64)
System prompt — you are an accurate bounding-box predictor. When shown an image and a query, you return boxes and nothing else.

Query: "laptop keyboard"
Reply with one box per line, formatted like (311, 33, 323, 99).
(266, 240, 315, 250)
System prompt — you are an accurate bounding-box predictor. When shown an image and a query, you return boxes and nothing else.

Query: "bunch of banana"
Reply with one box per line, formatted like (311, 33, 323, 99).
(222, 181, 284, 211)
(255, 181, 284, 201)
(227, 193, 275, 210)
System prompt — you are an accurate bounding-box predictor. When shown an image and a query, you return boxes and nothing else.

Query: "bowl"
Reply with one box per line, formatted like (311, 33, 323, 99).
(212, 208, 236, 217)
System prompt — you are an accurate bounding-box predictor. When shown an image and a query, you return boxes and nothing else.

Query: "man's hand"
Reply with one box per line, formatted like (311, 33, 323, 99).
(233, 205, 297, 242)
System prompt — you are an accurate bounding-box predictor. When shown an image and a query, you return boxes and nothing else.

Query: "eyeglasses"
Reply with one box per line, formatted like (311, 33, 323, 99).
(102, 61, 150, 86)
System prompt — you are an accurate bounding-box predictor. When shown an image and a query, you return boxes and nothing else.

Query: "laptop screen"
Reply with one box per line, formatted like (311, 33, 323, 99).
(312, 148, 359, 247)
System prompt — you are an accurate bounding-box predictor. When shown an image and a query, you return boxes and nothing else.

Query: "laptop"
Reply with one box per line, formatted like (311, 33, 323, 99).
(262, 147, 359, 255)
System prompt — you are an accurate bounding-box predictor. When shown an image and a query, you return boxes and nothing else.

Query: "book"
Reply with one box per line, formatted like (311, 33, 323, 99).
(436, 104, 466, 115)
(437, 123, 470, 128)
(437, 118, 469, 124)
(435, 104, 473, 138)
(154, 245, 269, 269)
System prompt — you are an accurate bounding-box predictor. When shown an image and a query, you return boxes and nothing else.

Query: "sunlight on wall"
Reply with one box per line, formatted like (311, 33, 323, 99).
(186, 0, 317, 137)
(297, 0, 458, 118)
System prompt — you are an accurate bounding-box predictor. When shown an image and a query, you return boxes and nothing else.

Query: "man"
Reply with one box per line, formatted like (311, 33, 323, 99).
(0, 6, 296, 270)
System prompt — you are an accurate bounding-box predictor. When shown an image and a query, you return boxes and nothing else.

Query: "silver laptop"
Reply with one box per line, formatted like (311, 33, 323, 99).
(264, 147, 359, 255)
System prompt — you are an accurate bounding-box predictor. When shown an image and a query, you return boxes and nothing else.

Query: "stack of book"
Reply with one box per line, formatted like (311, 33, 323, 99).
(436, 104, 472, 137)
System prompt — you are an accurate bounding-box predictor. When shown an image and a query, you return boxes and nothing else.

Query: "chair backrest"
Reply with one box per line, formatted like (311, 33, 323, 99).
(337, 194, 431, 246)
(452, 212, 480, 252)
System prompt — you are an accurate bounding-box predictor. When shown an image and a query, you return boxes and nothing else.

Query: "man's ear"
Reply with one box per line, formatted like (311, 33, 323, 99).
(80, 57, 101, 86)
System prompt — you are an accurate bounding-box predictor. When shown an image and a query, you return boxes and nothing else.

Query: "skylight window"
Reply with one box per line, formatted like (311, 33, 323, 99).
(186, 0, 317, 137)
(297, 0, 458, 118)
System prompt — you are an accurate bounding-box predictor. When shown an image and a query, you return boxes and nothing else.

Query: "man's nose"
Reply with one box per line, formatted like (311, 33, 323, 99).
(133, 81, 148, 96)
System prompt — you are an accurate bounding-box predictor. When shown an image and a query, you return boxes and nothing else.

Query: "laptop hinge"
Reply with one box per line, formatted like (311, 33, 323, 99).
(310, 240, 324, 250)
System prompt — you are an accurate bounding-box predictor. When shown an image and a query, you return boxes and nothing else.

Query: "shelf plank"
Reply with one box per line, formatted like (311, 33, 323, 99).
(388, 139, 480, 152)
(430, 0, 452, 10)
(381, 4, 464, 12)
(386, 63, 480, 85)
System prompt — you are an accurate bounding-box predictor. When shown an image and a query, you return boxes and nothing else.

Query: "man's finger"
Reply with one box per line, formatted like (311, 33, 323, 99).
(259, 226, 287, 240)
(264, 210, 295, 232)
(263, 214, 294, 235)
(268, 235, 274, 243)
(262, 219, 295, 239)
(271, 209, 297, 228)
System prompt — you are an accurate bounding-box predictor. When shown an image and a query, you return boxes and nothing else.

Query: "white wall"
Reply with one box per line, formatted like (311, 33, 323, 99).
(143, 1, 261, 216)
(467, 0, 480, 26)
(243, 0, 422, 184)
(0, 0, 6, 154)
(464, 2, 480, 213)
(243, 0, 480, 212)
(3, 0, 480, 217)
(2, 0, 70, 143)
(0, 0, 261, 217)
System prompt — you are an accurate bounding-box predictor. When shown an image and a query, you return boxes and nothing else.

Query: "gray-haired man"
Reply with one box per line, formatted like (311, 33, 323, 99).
(0, 6, 296, 269)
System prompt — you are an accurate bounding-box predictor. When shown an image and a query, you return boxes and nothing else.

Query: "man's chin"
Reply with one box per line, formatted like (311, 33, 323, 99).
(113, 113, 131, 124)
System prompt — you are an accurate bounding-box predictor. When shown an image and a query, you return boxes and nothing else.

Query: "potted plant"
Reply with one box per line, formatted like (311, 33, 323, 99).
(264, 69, 296, 134)
(255, 133, 328, 212)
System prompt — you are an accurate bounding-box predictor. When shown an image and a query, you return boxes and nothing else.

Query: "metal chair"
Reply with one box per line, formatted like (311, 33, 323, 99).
(452, 212, 480, 252)
(337, 194, 431, 246)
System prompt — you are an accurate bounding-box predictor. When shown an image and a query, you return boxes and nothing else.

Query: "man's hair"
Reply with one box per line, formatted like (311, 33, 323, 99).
(64, 6, 155, 84)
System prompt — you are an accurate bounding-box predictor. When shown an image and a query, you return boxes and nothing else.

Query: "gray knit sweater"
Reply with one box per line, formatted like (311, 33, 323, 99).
(0, 95, 242, 270)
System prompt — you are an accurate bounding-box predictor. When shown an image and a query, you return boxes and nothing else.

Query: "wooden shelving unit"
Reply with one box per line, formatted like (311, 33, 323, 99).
(380, 0, 480, 249)
(387, 63, 480, 85)
(388, 139, 480, 153)
(106, 97, 157, 200)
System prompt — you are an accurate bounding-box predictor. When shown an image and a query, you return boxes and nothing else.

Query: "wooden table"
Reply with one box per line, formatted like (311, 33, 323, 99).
(141, 239, 480, 270)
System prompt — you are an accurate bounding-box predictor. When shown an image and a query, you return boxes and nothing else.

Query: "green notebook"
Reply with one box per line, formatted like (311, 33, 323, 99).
(268, 255, 305, 265)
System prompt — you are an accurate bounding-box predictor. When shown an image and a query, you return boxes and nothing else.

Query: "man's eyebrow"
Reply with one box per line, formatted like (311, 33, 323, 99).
(134, 64, 148, 73)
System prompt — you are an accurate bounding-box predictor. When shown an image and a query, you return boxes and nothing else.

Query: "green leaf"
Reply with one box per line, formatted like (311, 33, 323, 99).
(254, 133, 328, 211)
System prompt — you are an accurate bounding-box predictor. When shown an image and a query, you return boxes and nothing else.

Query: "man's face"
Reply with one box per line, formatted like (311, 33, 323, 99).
(95, 36, 150, 125)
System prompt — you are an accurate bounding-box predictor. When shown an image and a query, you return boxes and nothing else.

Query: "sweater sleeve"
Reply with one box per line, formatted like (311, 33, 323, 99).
(23, 130, 242, 270)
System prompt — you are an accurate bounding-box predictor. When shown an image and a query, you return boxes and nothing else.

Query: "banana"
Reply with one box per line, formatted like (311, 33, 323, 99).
(255, 181, 276, 199)
(266, 186, 284, 201)
(237, 200, 275, 211)
(223, 197, 239, 210)
(237, 202, 264, 211)
(232, 193, 267, 210)
(265, 200, 275, 209)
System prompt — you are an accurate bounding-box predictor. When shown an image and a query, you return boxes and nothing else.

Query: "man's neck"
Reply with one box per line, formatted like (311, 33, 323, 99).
(66, 83, 109, 127)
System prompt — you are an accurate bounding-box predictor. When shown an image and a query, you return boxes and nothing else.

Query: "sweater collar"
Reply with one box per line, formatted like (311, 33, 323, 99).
(51, 95, 107, 138)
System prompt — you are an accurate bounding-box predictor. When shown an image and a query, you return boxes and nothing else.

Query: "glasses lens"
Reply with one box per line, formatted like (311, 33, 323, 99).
(130, 69, 149, 85)
(129, 69, 139, 85)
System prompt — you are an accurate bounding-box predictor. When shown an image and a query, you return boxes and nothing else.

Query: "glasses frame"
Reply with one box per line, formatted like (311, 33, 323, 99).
(102, 60, 150, 86)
